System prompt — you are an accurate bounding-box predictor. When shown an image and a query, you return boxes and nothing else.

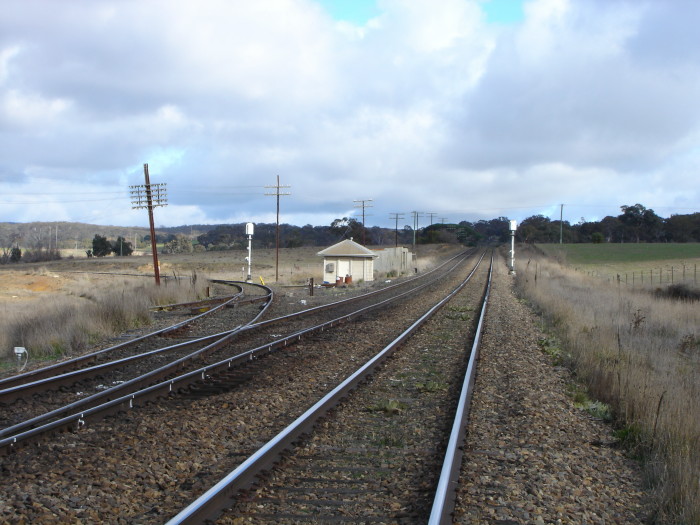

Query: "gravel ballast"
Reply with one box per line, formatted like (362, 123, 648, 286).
(454, 258, 651, 524)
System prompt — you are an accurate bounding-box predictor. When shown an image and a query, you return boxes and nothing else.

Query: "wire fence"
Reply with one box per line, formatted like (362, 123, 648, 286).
(581, 264, 699, 289)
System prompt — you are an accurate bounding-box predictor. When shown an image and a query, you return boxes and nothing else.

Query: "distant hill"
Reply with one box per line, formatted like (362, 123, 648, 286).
(0, 221, 216, 251)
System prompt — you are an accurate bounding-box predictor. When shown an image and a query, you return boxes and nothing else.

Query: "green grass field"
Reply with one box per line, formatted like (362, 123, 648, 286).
(534, 243, 700, 287)
(538, 243, 700, 265)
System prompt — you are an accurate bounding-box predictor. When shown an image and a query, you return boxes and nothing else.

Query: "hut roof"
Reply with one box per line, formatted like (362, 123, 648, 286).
(317, 239, 378, 258)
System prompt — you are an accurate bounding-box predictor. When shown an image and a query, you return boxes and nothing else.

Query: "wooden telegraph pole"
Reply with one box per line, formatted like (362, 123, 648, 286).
(265, 176, 290, 282)
(389, 212, 404, 247)
(130, 164, 167, 285)
(353, 199, 373, 245)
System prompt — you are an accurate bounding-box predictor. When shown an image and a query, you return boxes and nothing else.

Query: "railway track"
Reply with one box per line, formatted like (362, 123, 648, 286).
(0, 281, 271, 448)
(0, 250, 488, 523)
(0, 280, 256, 393)
(167, 254, 492, 524)
(0, 252, 472, 454)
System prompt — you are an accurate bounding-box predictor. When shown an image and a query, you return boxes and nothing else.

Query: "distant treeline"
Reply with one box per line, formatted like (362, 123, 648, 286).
(195, 205, 700, 250)
(517, 204, 700, 244)
(1, 204, 698, 262)
(195, 217, 512, 250)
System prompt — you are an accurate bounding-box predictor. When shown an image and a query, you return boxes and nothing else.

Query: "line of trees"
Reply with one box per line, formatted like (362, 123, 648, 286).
(1, 204, 698, 265)
(196, 205, 700, 251)
(195, 216, 513, 250)
(517, 204, 700, 244)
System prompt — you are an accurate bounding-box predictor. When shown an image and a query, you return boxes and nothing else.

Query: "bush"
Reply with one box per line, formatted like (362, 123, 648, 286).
(92, 234, 112, 257)
(591, 232, 604, 244)
(22, 248, 61, 263)
(112, 236, 133, 256)
(654, 283, 700, 302)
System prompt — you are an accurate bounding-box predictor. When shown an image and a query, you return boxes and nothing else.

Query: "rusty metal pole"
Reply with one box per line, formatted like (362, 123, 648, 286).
(144, 164, 161, 285)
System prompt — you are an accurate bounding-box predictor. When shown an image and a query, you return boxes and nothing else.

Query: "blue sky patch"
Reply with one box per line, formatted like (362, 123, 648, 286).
(481, 0, 525, 24)
(315, 0, 381, 25)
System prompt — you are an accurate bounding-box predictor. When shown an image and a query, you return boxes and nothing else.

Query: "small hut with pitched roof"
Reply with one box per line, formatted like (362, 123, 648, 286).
(317, 238, 378, 284)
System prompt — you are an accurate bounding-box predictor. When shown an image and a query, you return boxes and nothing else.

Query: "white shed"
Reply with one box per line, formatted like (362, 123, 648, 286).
(317, 239, 378, 283)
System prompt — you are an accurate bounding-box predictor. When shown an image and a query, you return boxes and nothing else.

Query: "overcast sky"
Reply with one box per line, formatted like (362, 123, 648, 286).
(1, 0, 699, 230)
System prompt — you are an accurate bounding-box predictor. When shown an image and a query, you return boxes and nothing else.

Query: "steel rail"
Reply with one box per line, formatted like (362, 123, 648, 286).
(0, 282, 257, 391)
(0, 290, 271, 403)
(164, 252, 488, 525)
(0, 251, 461, 394)
(0, 251, 480, 454)
(0, 330, 240, 439)
(240, 248, 475, 334)
(429, 253, 493, 524)
(0, 290, 274, 442)
(0, 253, 463, 402)
(149, 293, 241, 311)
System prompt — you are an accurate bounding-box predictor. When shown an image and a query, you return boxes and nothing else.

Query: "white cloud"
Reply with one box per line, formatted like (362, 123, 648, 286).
(1, 89, 72, 128)
(0, 46, 21, 84)
(0, 0, 699, 228)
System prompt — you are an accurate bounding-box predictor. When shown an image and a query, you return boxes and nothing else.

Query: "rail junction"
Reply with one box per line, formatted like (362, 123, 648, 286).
(1, 250, 498, 523)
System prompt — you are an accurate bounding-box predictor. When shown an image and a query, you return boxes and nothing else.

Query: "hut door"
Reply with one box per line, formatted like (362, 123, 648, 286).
(338, 260, 350, 278)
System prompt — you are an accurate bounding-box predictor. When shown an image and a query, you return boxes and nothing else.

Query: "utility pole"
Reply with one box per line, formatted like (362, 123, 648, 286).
(427, 212, 437, 226)
(130, 164, 167, 285)
(559, 203, 564, 244)
(411, 211, 423, 258)
(265, 175, 291, 282)
(353, 199, 373, 245)
(389, 212, 404, 247)
(439, 217, 447, 224)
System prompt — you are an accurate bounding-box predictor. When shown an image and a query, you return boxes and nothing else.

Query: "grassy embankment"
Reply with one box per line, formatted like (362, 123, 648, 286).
(515, 243, 699, 523)
(0, 267, 209, 369)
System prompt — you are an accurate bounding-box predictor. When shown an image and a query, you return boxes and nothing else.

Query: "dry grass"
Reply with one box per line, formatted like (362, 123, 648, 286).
(0, 270, 209, 366)
(514, 245, 699, 523)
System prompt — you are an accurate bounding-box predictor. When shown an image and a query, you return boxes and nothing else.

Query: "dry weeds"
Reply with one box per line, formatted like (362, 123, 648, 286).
(0, 270, 208, 365)
(514, 245, 699, 524)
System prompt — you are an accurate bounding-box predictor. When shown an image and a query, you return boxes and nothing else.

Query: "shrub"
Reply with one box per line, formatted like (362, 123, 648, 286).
(591, 232, 604, 243)
(112, 236, 133, 256)
(92, 234, 112, 257)
(654, 283, 700, 302)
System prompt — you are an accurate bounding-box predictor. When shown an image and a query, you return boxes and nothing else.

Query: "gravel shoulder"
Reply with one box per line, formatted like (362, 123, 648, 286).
(454, 256, 651, 524)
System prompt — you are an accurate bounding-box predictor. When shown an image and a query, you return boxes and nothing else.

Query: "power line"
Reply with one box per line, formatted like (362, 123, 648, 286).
(0, 197, 131, 205)
(353, 199, 373, 245)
